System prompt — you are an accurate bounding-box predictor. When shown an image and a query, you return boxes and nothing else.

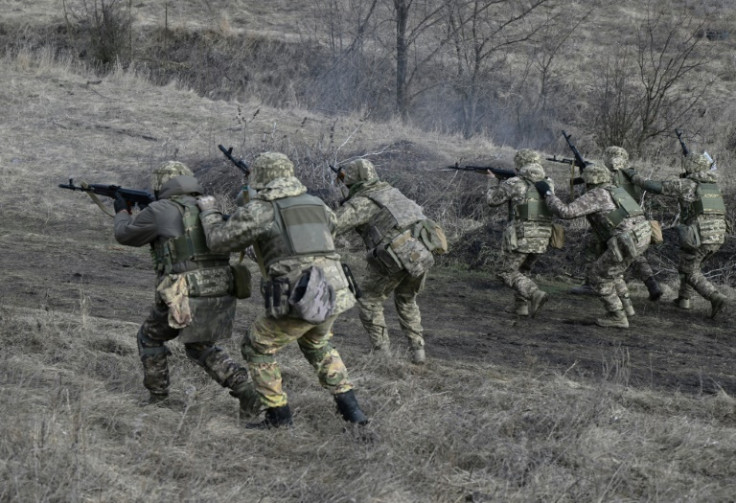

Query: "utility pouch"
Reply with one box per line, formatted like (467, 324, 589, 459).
(230, 262, 252, 299)
(262, 276, 291, 319)
(389, 229, 434, 278)
(676, 223, 701, 251)
(368, 246, 403, 275)
(502, 225, 518, 252)
(618, 231, 638, 259)
(288, 266, 336, 324)
(342, 263, 362, 299)
(414, 219, 449, 255)
(649, 220, 663, 244)
(606, 236, 624, 263)
(157, 274, 193, 329)
(549, 223, 565, 249)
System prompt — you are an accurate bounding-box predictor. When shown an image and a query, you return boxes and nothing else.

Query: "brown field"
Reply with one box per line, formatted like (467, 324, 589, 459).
(2, 2, 736, 502)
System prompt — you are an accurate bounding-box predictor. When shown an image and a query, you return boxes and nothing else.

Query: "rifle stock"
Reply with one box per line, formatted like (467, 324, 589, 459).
(446, 164, 516, 179)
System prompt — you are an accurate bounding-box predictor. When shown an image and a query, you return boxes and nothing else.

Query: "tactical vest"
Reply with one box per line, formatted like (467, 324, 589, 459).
(258, 193, 336, 269)
(589, 186, 644, 241)
(682, 182, 725, 223)
(510, 181, 552, 222)
(151, 196, 230, 275)
(612, 170, 643, 202)
(359, 186, 426, 249)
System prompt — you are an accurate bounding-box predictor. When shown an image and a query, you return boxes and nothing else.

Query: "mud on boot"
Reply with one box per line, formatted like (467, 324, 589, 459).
(596, 310, 629, 329)
(529, 290, 548, 318)
(230, 381, 262, 418)
(710, 293, 727, 319)
(244, 404, 293, 429)
(334, 389, 369, 425)
(644, 277, 663, 302)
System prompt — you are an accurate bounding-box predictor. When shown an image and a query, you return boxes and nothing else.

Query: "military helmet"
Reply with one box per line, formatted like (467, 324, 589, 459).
(342, 158, 378, 186)
(683, 152, 712, 174)
(581, 162, 611, 185)
(603, 146, 628, 171)
(518, 162, 546, 183)
(514, 149, 541, 170)
(250, 152, 295, 189)
(152, 161, 193, 192)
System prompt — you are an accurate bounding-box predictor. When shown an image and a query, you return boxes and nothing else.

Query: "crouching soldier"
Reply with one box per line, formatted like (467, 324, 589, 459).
(197, 152, 368, 429)
(487, 149, 553, 317)
(624, 152, 728, 318)
(114, 161, 253, 405)
(539, 162, 651, 328)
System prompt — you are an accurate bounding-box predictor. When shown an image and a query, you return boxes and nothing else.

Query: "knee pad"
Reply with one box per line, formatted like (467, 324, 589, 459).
(137, 328, 171, 359)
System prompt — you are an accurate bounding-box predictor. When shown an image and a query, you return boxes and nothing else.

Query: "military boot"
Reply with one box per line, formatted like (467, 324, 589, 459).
(644, 277, 663, 301)
(244, 404, 293, 429)
(529, 290, 548, 317)
(710, 293, 728, 319)
(673, 297, 691, 310)
(621, 297, 636, 317)
(411, 347, 426, 364)
(505, 299, 529, 316)
(230, 381, 262, 418)
(596, 310, 629, 329)
(334, 390, 369, 425)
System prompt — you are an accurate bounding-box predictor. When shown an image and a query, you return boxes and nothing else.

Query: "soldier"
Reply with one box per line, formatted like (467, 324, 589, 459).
(114, 161, 254, 406)
(486, 149, 553, 316)
(334, 159, 446, 364)
(570, 147, 663, 301)
(538, 162, 652, 328)
(624, 152, 728, 318)
(197, 152, 368, 429)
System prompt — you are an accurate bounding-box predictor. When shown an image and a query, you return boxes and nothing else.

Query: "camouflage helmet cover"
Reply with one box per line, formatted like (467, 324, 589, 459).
(342, 158, 378, 186)
(514, 149, 542, 170)
(250, 152, 295, 189)
(518, 162, 546, 183)
(152, 161, 194, 192)
(683, 152, 711, 174)
(603, 146, 629, 171)
(581, 162, 612, 185)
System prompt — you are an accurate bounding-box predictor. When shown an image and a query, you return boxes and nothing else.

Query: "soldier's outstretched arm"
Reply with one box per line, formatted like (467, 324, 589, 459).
(544, 190, 604, 220)
(335, 196, 375, 235)
(198, 196, 271, 253)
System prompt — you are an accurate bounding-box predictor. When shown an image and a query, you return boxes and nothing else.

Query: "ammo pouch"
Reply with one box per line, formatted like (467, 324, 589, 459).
(288, 266, 336, 324)
(388, 229, 434, 277)
(262, 276, 291, 319)
(676, 223, 701, 251)
(413, 219, 449, 255)
(549, 223, 565, 250)
(502, 225, 518, 252)
(606, 231, 637, 263)
(184, 266, 232, 297)
(650, 220, 664, 244)
(230, 262, 252, 299)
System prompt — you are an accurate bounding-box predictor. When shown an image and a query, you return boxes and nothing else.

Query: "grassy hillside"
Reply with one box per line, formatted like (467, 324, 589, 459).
(2, 2, 736, 502)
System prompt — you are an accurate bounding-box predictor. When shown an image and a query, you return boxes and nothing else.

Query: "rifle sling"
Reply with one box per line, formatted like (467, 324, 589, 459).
(81, 181, 115, 218)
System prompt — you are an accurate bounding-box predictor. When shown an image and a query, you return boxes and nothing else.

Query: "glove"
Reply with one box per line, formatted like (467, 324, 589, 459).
(534, 180, 552, 196)
(113, 192, 129, 213)
(197, 195, 217, 212)
(622, 168, 637, 179)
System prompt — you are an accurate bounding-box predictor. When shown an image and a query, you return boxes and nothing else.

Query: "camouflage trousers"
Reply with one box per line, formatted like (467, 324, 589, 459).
(357, 263, 427, 351)
(241, 314, 353, 409)
(678, 243, 722, 301)
(137, 298, 248, 396)
(498, 251, 543, 303)
(581, 231, 655, 281)
(587, 244, 645, 314)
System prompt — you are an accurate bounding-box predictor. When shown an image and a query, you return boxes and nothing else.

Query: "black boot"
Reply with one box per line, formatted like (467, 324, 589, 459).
(245, 404, 293, 429)
(644, 277, 662, 301)
(334, 390, 369, 425)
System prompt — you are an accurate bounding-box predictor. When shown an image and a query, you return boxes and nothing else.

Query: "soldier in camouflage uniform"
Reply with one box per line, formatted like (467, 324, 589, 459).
(539, 162, 652, 328)
(486, 149, 554, 316)
(197, 152, 368, 429)
(114, 161, 253, 405)
(334, 159, 444, 365)
(625, 152, 728, 318)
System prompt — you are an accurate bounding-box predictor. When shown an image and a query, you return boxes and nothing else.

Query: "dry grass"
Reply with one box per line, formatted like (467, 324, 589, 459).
(2, 5, 736, 502)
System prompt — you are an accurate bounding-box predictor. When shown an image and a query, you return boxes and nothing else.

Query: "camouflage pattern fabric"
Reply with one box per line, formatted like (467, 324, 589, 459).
(342, 159, 378, 186)
(514, 149, 542, 169)
(357, 261, 427, 351)
(545, 186, 651, 315)
(498, 251, 543, 303)
(151, 161, 193, 193)
(677, 244, 723, 301)
(156, 273, 192, 328)
(250, 152, 295, 190)
(241, 314, 353, 408)
(184, 342, 250, 389)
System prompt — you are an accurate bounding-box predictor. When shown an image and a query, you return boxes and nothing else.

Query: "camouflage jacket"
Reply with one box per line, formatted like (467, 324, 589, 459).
(487, 176, 554, 254)
(631, 170, 726, 244)
(200, 176, 355, 315)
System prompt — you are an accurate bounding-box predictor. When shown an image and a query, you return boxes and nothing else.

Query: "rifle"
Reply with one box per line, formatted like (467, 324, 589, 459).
(446, 163, 516, 180)
(58, 179, 154, 215)
(218, 144, 250, 175)
(675, 129, 689, 156)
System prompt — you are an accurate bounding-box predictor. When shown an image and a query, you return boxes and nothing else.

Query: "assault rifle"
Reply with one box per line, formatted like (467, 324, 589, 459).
(545, 130, 591, 170)
(58, 179, 155, 212)
(218, 144, 250, 175)
(675, 129, 689, 156)
(445, 163, 516, 180)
